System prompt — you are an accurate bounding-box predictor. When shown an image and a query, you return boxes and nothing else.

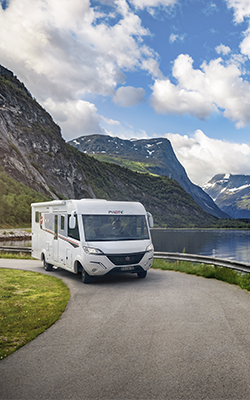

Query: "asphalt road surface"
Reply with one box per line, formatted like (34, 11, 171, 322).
(1, 260, 250, 400)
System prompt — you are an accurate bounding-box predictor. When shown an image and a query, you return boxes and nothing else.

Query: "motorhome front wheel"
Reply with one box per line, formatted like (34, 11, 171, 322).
(81, 268, 92, 284)
(137, 270, 147, 279)
(43, 259, 53, 271)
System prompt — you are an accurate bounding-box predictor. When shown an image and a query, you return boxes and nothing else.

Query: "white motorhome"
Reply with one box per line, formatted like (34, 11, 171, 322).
(31, 199, 154, 283)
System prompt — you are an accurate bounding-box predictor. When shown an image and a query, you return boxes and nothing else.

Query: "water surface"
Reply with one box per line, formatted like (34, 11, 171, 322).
(151, 229, 250, 263)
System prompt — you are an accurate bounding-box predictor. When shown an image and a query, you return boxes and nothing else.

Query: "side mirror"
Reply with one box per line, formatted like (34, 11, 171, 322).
(69, 212, 76, 229)
(147, 212, 154, 228)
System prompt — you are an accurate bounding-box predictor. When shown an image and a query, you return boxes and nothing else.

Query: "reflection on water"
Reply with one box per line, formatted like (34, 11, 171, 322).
(151, 229, 250, 263)
(3, 231, 250, 263)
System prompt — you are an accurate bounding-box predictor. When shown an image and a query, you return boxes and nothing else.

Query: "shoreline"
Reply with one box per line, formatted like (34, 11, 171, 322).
(0, 229, 31, 242)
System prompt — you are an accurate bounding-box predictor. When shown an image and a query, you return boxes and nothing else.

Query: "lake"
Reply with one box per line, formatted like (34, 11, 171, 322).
(151, 229, 250, 263)
(2, 230, 250, 264)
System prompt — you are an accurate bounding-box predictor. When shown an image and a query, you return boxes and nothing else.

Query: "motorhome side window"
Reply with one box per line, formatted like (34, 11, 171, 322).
(68, 214, 80, 241)
(59, 215, 67, 237)
(44, 214, 54, 231)
(61, 215, 65, 231)
(35, 211, 40, 223)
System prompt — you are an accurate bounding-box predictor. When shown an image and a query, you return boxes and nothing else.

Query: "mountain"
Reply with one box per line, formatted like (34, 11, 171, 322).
(68, 134, 228, 219)
(0, 64, 220, 228)
(0, 65, 95, 200)
(203, 174, 250, 219)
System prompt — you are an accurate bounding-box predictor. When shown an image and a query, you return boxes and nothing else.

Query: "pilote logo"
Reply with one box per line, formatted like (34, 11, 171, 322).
(108, 210, 124, 214)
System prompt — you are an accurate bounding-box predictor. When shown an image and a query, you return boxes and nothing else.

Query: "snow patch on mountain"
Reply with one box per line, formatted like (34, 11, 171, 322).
(203, 174, 250, 218)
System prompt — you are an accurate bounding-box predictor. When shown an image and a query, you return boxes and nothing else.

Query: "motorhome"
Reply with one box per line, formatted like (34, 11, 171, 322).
(31, 199, 154, 283)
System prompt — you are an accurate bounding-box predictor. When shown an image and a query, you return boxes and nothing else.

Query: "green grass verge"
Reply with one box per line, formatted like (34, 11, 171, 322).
(0, 269, 70, 360)
(152, 259, 250, 292)
(0, 252, 33, 259)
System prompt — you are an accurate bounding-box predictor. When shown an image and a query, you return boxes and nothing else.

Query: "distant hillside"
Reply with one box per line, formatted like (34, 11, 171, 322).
(68, 134, 228, 219)
(0, 64, 221, 227)
(203, 174, 250, 219)
(0, 167, 48, 226)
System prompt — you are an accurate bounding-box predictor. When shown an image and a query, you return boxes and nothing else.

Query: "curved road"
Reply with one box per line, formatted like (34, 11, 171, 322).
(1, 260, 250, 399)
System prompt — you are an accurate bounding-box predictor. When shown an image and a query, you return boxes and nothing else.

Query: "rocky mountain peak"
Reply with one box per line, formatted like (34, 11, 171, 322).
(0, 65, 32, 98)
(203, 174, 250, 218)
(69, 134, 228, 219)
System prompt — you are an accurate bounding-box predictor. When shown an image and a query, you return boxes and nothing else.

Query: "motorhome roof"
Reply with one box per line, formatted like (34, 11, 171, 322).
(31, 199, 146, 215)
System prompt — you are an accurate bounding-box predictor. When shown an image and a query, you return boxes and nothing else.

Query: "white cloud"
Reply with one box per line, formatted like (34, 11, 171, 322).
(130, 0, 177, 11)
(215, 44, 231, 55)
(43, 99, 105, 140)
(151, 53, 250, 128)
(113, 86, 146, 107)
(225, 1, 250, 67)
(225, 0, 250, 23)
(239, 26, 250, 59)
(101, 116, 120, 126)
(169, 33, 186, 43)
(101, 119, 151, 139)
(169, 33, 178, 43)
(0, 0, 163, 138)
(164, 130, 250, 185)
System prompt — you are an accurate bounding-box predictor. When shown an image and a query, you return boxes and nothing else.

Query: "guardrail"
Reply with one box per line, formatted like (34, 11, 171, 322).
(0, 246, 32, 254)
(1, 247, 250, 274)
(154, 251, 250, 274)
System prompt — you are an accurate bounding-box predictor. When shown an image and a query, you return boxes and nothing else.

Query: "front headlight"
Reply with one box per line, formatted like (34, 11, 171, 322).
(146, 243, 154, 252)
(83, 246, 104, 255)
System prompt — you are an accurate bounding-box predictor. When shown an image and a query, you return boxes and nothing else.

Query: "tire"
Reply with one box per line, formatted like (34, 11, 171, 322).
(137, 270, 147, 279)
(81, 268, 92, 284)
(43, 258, 53, 271)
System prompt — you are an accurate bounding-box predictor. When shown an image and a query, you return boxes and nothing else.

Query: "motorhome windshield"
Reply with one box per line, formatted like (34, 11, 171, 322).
(82, 215, 150, 242)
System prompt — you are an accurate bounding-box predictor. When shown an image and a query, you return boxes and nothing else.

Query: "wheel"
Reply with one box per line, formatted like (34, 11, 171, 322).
(43, 258, 53, 271)
(81, 268, 92, 284)
(137, 270, 147, 279)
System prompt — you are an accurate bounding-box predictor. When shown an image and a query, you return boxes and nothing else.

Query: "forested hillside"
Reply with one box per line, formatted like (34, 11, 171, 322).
(0, 167, 49, 226)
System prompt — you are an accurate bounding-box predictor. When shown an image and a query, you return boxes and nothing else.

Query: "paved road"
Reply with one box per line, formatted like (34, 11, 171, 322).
(1, 260, 250, 400)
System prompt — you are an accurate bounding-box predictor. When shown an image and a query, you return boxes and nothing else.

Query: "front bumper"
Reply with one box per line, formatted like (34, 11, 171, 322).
(85, 250, 154, 276)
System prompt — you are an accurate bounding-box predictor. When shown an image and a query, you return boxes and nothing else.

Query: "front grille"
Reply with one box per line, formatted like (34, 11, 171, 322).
(107, 252, 145, 266)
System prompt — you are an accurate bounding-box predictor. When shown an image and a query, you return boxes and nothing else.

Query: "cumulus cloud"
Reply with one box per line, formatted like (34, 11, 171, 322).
(0, 0, 164, 138)
(215, 44, 231, 55)
(43, 99, 105, 141)
(151, 53, 250, 128)
(225, 0, 250, 23)
(222, 1, 250, 67)
(164, 130, 250, 185)
(113, 86, 146, 107)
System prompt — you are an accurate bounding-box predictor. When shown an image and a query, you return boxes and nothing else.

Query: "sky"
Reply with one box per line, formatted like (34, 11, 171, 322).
(2, 0, 250, 185)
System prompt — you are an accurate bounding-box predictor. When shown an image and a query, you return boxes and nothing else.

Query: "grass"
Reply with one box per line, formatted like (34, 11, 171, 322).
(92, 154, 158, 175)
(0, 268, 70, 360)
(0, 252, 33, 259)
(152, 259, 250, 292)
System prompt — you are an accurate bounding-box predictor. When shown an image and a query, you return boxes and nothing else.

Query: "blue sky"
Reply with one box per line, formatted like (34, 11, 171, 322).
(1, 0, 250, 184)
